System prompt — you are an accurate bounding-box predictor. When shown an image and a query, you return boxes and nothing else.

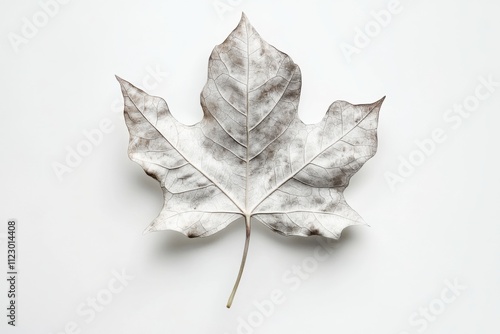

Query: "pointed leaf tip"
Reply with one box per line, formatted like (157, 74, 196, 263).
(143, 224, 155, 235)
(115, 75, 128, 88)
(372, 96, 386, 108)
(115, 76, 136, 93)
(237, 12, 252, 31)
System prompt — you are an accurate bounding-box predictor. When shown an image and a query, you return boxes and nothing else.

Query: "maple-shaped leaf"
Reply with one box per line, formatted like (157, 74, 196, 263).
(117, 13, 383, 307)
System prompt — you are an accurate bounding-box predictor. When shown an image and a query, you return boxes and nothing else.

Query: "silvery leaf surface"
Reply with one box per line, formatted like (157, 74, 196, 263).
(118, 14, 384, 239)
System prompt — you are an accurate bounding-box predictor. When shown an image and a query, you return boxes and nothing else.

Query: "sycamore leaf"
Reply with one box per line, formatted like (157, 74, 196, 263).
(117, 13, 384, 307)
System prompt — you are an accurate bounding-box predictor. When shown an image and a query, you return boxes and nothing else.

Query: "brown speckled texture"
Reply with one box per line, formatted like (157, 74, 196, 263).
(117, 14, 384, 239)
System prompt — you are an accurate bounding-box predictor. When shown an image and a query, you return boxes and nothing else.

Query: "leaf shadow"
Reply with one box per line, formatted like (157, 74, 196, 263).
(253, 219, 359, 251)
(147, 216, 361, 264)
(145, 218, 241, 258)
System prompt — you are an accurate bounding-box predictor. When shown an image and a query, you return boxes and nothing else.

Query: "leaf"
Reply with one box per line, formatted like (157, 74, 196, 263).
(117, 13, 384, 307)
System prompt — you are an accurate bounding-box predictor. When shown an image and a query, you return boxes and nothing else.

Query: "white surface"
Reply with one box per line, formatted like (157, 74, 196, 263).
(1, 0, 499, 333)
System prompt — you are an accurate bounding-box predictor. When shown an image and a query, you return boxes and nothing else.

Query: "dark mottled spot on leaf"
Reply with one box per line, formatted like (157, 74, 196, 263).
(332, 175, 345, 186)
(309, 228, 320, 236)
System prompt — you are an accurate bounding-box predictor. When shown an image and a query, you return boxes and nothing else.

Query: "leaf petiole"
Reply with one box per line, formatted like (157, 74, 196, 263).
(226, 215, 251, 308)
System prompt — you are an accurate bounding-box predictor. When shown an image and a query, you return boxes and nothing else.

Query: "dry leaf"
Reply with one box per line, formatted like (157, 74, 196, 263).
(117, 13, 384, 307)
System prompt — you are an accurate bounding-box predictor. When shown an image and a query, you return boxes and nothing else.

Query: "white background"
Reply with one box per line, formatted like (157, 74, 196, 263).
(1, 0, 499, 333)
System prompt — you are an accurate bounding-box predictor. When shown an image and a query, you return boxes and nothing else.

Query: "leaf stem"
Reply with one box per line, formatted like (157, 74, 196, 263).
(226, 215, 251, 308)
